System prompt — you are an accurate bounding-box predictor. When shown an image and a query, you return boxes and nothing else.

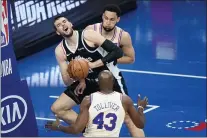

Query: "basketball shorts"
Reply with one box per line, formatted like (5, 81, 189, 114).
(64, 79, 99, 104)
(64, 73, 128, 104)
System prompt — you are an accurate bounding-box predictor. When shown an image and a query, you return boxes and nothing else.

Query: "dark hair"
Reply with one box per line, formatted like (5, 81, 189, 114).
(53, 15, 68, 30)
(103, 4, 121, 17)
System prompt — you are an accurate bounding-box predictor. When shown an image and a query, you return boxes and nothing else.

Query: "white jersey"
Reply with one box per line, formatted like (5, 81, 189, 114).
(83, 92, 125, 137)
(93, 23, 124, 47)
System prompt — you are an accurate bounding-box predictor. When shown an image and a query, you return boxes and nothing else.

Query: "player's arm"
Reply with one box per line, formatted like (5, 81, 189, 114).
(85, 25, 94, 30)
(122, 95, 145, 129)
(83, 29, 123, 68)
(118, 31, 135, 64)
(55, 45, 74, 86)
(57, 96, 90, 134)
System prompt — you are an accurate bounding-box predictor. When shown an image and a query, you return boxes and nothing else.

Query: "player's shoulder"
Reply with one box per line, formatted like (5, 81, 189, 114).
(55, 41, 63, 53)
(115, 25, 129, 35)
(85, 24, 94, 30)
(120, 29, 130, 37)
(85, 22, 101, 30)
(113, 91, 128, 101)
(121, 94, 133, 106)
(81, 96, 91, 107)
(89, 22, 101, 26)
(55, 40, 66, 60)
(118, 29, 131, 42)
(82, 28, 100, 41)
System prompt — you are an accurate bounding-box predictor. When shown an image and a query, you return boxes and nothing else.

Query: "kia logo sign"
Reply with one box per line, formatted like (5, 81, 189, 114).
(1, 95, 28, 134)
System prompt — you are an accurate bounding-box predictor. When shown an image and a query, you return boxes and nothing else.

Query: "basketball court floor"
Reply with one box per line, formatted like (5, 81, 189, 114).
(17, 1, 206, 137)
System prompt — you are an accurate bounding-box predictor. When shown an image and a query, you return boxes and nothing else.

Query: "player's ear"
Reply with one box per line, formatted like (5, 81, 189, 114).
(102, 14, 104, 20)
(117, 17, 120, 23)
(69, 22, 73, 28)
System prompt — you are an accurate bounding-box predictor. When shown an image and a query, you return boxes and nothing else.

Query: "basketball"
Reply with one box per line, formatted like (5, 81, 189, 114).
(67, 59, 89, 80)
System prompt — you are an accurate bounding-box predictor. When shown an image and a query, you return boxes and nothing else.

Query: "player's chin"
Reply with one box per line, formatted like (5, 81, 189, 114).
(104, 27, 113, 32)
(63, 32, 72, 37)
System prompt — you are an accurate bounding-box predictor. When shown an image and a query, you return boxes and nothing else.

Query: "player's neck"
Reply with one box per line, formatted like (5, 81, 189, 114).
(101, 27, 115, 37)
(100, 89, 113, 94)
(64, 30, 77, 45)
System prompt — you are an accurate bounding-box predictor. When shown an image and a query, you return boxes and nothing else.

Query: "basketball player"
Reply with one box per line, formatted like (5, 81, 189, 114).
(50, 15, 126, 127)
(45, 70, 148, 137)
(85, 4, 145, 137)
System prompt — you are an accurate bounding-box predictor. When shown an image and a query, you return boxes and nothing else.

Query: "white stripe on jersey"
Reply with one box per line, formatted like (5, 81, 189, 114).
(96, 47, 125, 94)
(81, 30, 97, 53)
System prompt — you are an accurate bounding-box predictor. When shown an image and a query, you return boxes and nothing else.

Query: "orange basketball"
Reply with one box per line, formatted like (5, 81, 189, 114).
(67, 59, 89, 80)
(67, 60, 75, 78)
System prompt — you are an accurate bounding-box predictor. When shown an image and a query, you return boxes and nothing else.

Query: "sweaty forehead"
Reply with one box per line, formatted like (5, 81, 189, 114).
(104, 11, 117, 18)
(55, 17, 68, 24)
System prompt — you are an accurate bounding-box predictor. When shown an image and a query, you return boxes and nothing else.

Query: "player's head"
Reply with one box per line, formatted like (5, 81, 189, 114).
(98, 70, 114, 93)
(53, 16, 73, 37)
(102, 4, 121, 32)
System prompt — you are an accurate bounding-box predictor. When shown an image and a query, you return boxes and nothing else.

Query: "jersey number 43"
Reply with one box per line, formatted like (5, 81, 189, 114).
(92, 112, 117, 131)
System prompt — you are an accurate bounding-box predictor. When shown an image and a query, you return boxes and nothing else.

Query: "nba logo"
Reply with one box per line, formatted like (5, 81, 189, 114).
(1, 0, 9, 47)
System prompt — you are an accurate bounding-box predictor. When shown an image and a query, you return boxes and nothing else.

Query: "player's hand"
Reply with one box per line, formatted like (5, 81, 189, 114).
(88, 60, 104, 69)
(83, 58, 95, 69)
(83, 58, 90, 63)
(137, 94, 148, 109)
(74, 79, 86, 95)
(88, 62, 95, 69)
(45, 117, 60, 131)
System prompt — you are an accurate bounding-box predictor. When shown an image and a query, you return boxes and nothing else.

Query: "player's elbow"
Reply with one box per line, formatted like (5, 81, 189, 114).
(62, 79, 70, 86)
(139, 123, 145, 129)
(129, 57, 135, 63)
(72, 127, 81, 134)
(73, 130, 80, 134)
(62, 77, 73, 86)
(135, 118, 145, 129)
(135, 122, 145, 129)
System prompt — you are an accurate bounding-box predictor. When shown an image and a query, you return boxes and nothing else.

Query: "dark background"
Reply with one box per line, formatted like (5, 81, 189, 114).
(10, 0, 137, 59)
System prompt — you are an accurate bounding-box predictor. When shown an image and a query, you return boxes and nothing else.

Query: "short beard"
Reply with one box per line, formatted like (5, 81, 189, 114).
(102, 26, 115, 32)
(62, 29, 73, 38)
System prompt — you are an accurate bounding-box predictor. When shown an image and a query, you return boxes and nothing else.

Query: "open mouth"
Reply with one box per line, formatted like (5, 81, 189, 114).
(64, 27, 68, 32)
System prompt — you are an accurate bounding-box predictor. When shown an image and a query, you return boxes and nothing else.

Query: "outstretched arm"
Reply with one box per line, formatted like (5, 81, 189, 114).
(122, 95, 146, 129)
